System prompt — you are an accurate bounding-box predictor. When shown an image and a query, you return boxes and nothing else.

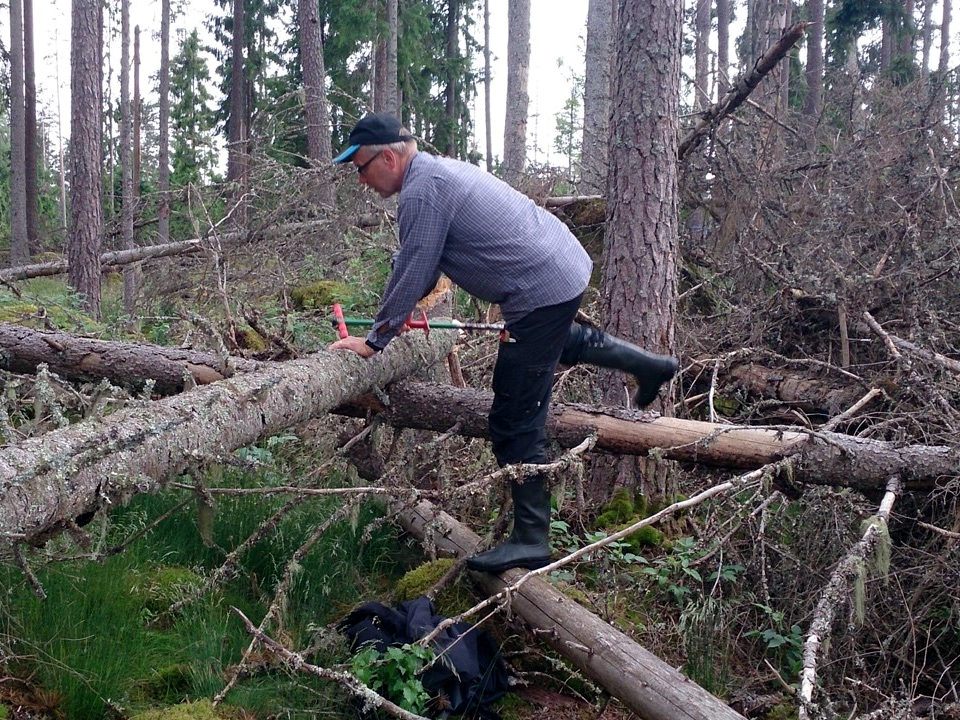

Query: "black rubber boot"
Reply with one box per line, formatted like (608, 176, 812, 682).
(561, 324, 679, 407)
(467, 478, 552, 574)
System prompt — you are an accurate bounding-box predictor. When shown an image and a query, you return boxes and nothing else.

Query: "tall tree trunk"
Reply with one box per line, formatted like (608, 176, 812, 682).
(227, 0, 248, 226)
(897, 0, 915, 62)
(600, 0, 681, 497)
(694, 0, 711, 110)
(121, 0, 136, 318)
(9, 0, 29, 266)
(581, 0, 614, 194)
(158, 0, 171, 245)
(134, 26, 142, 199)
(779, 1, 792, 111)
(443, 0, 459, 157)
(803, 0, 824, 129)
(717, 0, 729, 96)
(939, 0, 951, 75)
(23, 0, 38, 254)
(298, 0, 334, 208)
(881, 16, 892, 71)
(483, 0, 493, 172)
(920, 0, 933, 83)
(68, 0, 104, 319)
(502, 0, 530, 185)
(605, 0, 680, 365)
(385, 0, 398, 116)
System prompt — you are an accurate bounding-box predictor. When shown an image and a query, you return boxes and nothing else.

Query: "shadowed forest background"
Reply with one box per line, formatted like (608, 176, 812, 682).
(1, 1, 959, 720)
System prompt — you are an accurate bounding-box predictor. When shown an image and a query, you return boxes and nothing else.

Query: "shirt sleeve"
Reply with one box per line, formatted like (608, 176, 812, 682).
(365, 196, 447, 350)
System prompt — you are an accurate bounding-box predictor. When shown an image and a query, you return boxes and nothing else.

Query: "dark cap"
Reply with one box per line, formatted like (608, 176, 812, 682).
(332, 113, 412, 164)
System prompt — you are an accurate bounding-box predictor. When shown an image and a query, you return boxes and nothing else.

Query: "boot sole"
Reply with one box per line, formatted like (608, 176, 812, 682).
(466, 556, 551, 574)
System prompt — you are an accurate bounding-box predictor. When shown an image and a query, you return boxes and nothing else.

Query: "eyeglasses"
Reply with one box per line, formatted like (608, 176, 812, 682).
(356, 150, 383, 176)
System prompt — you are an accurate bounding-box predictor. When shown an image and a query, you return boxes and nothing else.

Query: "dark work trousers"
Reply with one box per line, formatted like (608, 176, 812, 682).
(488, 294, 583, 467)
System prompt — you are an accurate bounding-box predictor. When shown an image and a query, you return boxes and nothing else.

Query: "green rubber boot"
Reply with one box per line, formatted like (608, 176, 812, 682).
(467, 478, 552, 574)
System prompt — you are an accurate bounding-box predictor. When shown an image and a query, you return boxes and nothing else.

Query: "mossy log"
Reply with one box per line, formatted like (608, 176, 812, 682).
(0, 329, 457, 549)
(396, 499, 747, 720)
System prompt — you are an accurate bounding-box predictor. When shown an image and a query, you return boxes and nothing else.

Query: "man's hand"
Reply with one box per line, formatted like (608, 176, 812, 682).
(327, 335, 377, 357)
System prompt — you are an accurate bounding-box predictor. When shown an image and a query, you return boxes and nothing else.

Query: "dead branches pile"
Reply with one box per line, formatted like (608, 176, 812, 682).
(675, 77, 960, 717)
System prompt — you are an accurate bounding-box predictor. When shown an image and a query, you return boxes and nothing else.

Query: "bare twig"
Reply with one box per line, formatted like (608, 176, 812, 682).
(228, 606, 432, 720)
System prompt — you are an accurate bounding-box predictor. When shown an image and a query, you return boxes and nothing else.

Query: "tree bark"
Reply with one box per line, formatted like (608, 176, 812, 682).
(502, 0, 530, 184)
(607, 0, 681, 362)
(0, 330, 457, 548)
(298, 0, 333, 177)
(68, 0, 104, 319)
(717, 0, 730, 96)
(939, 0, 951, 75)
(397, 500, 748, 720)
(385, 0, 399, 116)
(0, 322, 263, 394)
(443, 0, 460, 157)
(723, 362, 866, 416)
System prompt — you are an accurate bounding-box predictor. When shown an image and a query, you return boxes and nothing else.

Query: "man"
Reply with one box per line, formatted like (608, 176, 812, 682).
(329, 113, 678, 574)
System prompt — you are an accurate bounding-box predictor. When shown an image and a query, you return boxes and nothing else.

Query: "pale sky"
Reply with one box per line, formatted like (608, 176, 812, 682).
(24, 0, 587, 166)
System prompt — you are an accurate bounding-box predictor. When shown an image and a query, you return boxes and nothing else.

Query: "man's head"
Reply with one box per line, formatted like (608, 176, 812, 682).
(333, 113, 417, 198)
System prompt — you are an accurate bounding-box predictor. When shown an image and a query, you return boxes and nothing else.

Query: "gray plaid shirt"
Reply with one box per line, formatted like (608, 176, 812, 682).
(366, 153, 592, 349)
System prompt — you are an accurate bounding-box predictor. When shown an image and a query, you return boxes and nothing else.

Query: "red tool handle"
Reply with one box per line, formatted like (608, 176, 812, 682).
(403, 308, 430, 336)
(332, 303, 349, 339)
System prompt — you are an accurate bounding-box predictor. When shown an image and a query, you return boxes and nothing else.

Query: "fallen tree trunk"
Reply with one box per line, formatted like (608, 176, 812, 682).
(0, 322, 264, 394)
(396, 499, 747, 720)
(365, 382, 957, 490)
(2, 320, 953, 490)
(0, 238, 208, 283)
(0, 220, 351, 283)
(723, 362, 868, 416)
(0, 329, 457, 548)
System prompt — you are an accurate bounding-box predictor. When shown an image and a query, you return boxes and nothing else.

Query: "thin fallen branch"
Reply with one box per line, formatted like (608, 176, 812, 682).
(862, 312, 960, 421)
(798, 475, 902, 720)
(453, 434, 596, 497)
(229, 606, 432, 720)
(679, 22, 807, 160)
(857, 315, 960, 376)
(819, 388, 884, 432)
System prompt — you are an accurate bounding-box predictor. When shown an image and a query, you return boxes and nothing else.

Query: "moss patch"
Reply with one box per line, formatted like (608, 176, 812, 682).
(289, 280, 349, 310)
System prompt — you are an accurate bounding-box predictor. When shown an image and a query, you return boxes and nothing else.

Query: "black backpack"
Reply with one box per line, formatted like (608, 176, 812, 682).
(339, 595, 509, 719)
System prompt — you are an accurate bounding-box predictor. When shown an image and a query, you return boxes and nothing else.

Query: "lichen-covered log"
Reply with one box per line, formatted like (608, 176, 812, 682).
(397, 499, 747, 720)
(363, 382, 958, 490)
(0, 322, 263, 394)
(0, 330, 456, 548)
